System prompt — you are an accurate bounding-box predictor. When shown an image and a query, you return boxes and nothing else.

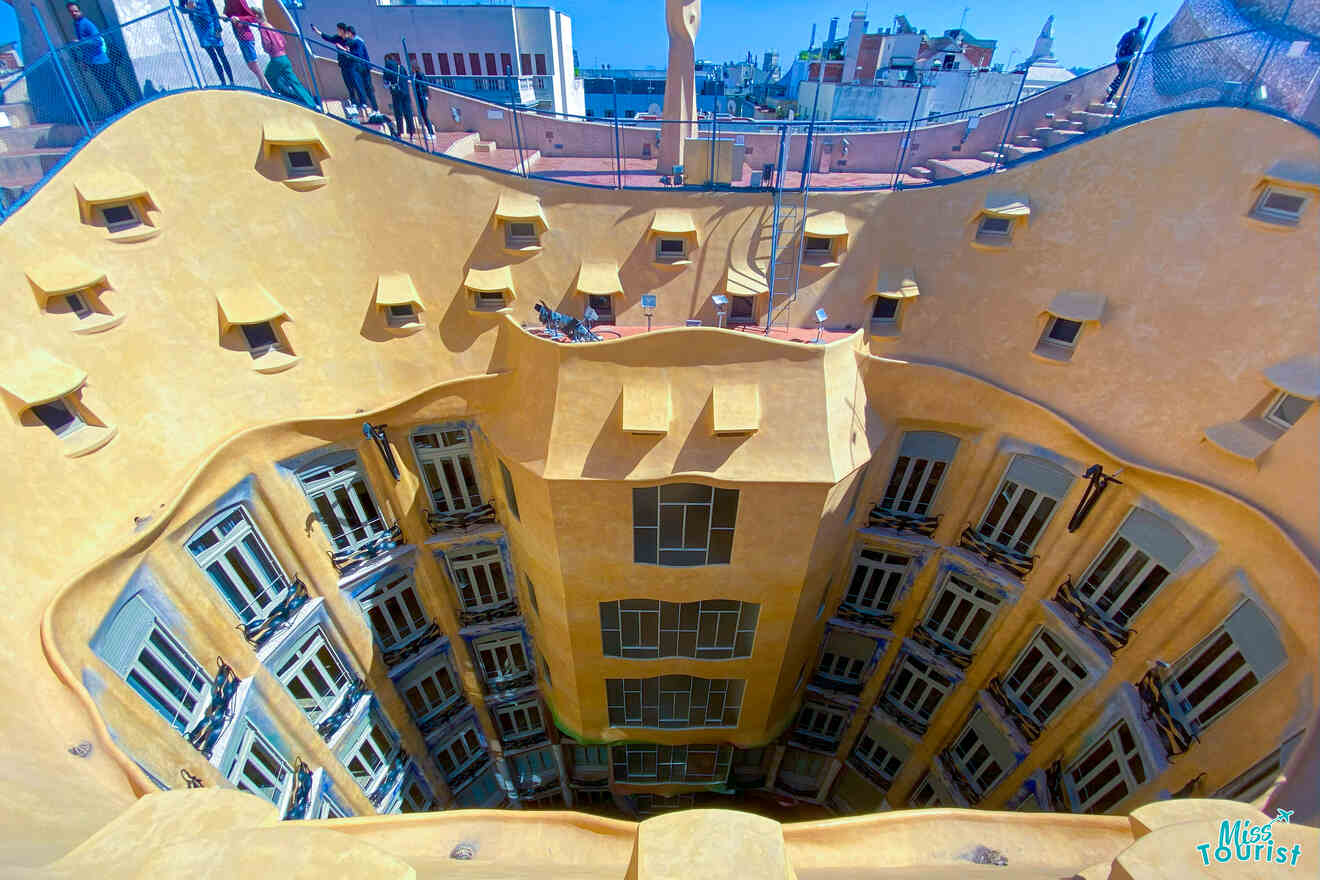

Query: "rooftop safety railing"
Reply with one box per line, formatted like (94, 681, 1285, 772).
(1, 4, 1316, 222)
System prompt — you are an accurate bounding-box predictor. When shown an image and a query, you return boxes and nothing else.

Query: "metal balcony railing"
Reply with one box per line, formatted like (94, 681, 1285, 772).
(426, 502, 497, 536)
(286, 757, 314, 819)
(328, 522, 404, 574)
(957, 525, 1036, 580)
(458, 597, 521, 628)
(909, 623, 974, 670)
(985, 676, 1043, 743)
(1136, 667, 1198, 758)
(1052, 576, 1132, 654)
(185, 657, 239, 758)
(381, 622, 445, 669)
(868, 505, 941, 538)
(315, 678, 367, 739)
(237, 577, 309, 649)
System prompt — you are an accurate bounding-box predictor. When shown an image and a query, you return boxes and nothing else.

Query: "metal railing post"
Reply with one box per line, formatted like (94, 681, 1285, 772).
(891, 76, 924, 189)
(167, 1, 205, 90)
(297, 19, 323, 110)
(1243, 1, 1289, 105)
(32, 3, 94, 134)
(511, 100, 528, 177)
(613, 113, 622, 189)
(1115, 12, 1158, 119)
(991, 72, 1028, 172)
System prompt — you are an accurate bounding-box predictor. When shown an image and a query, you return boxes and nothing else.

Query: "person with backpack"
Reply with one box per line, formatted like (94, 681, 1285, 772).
(1106, 16, 1147, 103)
(412, 62, 434, 140)
(383, 54, 415, 139)
(345, 25, 379, 119)
(311, 22, 366, 119)
(179, 0, 233, 85)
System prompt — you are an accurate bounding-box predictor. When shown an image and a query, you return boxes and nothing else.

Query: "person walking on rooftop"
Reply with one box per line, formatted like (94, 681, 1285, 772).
(223, 0, 271, 90)
(251, 8, 315, 108)
(1105, 16, 1147, 104)
(345, 25, 379, 119)
(65, 2, 132, 121)
(180, 0, 233, 85)
(311, 22, 366, 119)
(412, 62, 434, 140)
(384, 54, 416, 139)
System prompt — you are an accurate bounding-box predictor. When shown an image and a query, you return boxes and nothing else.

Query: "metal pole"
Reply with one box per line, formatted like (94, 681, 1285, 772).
(33, 3, 94, 134)
(297, 14, 323, 110)
(1243, 2, 1286, 104)
(800, 24, 823, 188)
(891, 73, 925, 189)
(167, 2, 204, 90)
(612, 74, 621, 188)
(991, 70, 1028, 172)
(511, 99, 528, 177)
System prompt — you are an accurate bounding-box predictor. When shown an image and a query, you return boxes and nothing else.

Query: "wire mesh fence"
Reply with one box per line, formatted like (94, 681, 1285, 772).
(1, 3, 1316, 223)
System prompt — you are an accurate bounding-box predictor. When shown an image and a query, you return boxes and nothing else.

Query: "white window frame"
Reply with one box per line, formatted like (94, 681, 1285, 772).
(342, 708, 400, 793)
(447, 545, 513, 611)
(1263, 390, 1312, 431)
(188, 506, 289, 624)
(921, 573, 1002, 654)
(880, 432, 958, 517)
(274, 626, 353, 724)
(435, 725, 484, 781)
(410, 426, 485, 515)
(510, 746, 558, 786)
(573, 745, 609, 769)
(909, 773, 943, 807)
(494, 698, 544, 738)
(655, 237, 687, 260)
(853, 721, 907, 785)
(100, 201, 141, 232)
(845, 549, 911, 616)
(400, 773, 435, 813)
(606, 675, 744, 729)
(1001, 628, 1089, 727)
(613, 744, 731, 784)
(1214, 729, 1305, 802)
(1251, 185, 1308, 225)
(633, 484, 739, 567)
(600, 598, 757, 659)
(504, 220, 540, 247)
(1040, 316, 1083, 349)
(1166, 603, 1285, 732)
(796, 702, 850, 745)
(297, 454, 387, 553)
(882, 651, 957, 724)
(803, 235, 833, 256)
(976, 457, 1071, 555)
(1066, 719, 1146, 814)
(946, 711, 1012, 799)
(975, 214, 1013, 243)
(817, 629, 873, 685)
(314, 795, 349, 818)
(226, 722, 293, 811)
(398, 654, 462, 726)
(30, 398, 86, 438)
(1076, 512, 1189, 629)
(360, 572, 432, 650)
(473, 631, 529, 686)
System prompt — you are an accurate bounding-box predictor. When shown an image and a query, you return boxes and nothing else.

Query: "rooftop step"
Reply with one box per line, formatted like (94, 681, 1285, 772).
(472, 140, 497, 153)
(1072, 110, 1116, 131)
(0, 147, 68, 181)
(1013, 135, 1043, 148)
(977, 150, 1004, 163)
(0, 122, 84, 152)
(907, 165, 933, 179)
(0, 102, 34, 127)
(1032, 126, 1055, 139)
(926, 157, 993, 180)
(513, 149, 541, 175)
(1053, 119, 1085, 131)
(1087, 101, 1118, 114)
(1039, 127, 1083, 147)
(440, 131, 480, 158)
(1003, 144, 1044, 161)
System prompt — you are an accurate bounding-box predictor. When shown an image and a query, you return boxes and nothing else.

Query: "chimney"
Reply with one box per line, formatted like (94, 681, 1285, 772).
(827, 17, 839, 46)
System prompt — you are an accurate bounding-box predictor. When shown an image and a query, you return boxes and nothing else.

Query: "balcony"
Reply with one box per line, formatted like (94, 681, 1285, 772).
(514, 770, 561, 800)
(774, 776, 822, 800)
(985, 677, 1043, 743)
(790, 727, 842, 754)
(874, 697, 929, 738)
(185, 657, 240, 759)
(458, 597, 521, 629)
(957, 525, 1035, 580)
(238, 578, 309, 649)
(832, 603, 896, 631)
(847, 755, 893, 793)
(444, 756, 492, 792)
(808, 670, 866, 697)
(381, 622, 446, 669)
(285, 758, 315, 820)
(502, 725, 550, 752)
(426, 502, 497, 538)
(909, 623, 974, 670)
(416, 698, 470, 740)
(481, 667, 534, 696)
(1052, 576, 1131, 655)
(937, 749, 982, 805)
(1136, 667, 1198, 759)
(570, 775, 610, 790)
(315, 679, 367, 739)
(328, 522, 404, 575)
(868, 505, 940, 538)
(368, 755, 408, 808)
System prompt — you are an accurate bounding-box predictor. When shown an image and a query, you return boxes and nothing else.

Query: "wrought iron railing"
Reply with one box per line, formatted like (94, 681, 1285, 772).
(369, 755, 408, 807)
(445, 757, 491, 792)
(482, 668, 534, 695)
(570, 776, 610, 790)
(985, 676, 1043, 743)
(957, 525, 1036, 580)
(427, 502, 497, 535)
(832, 603, 897, 630)
(790, 727, 842, 754)
(329, 522, 404, 574)
(1052, 576, 1132, 654)
(314, 678, 367, 739)
(1045, 758, 1065, 811)
(937, 750, 982, 805)
(458, 597, 521, 628)
(774, 776, 821, 799)
(868, 505, 941, 538)
(417, 698, 469, 740)
(381, 623, 445, 668)
(286, 757, 314, 819)
(808, 671, 866, 696)
(909, 623, 974, 670)
(514, 772, 561, 798)
(502, 726, 550, 751)
(1137, 666, 1198, 758)
(238, 577, 309, 649)
(185, 657, 239, 758)
(847, 754, 894, 792)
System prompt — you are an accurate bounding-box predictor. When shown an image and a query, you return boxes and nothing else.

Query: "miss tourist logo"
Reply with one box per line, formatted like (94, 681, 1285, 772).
(1196, 809, 1302, 867)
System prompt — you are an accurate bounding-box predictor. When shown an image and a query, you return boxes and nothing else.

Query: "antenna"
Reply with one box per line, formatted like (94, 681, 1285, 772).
(959, 6, 970, 31)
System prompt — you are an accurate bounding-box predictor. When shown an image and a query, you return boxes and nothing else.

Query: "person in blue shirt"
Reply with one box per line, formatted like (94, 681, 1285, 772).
(179, 0, 233, 86)
(66, 2, 132, 120)
(344, 25, 378, 117)
(311, 22, 367, 120)
(1106, 17, 1148, 103)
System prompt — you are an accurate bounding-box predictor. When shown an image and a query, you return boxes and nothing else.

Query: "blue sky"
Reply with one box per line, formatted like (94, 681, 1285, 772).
(2, 0, 1180, 70)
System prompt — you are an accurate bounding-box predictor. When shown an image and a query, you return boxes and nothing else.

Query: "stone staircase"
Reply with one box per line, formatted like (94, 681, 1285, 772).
(908, 100, 1117, 181)
(0, 101, 84, 204)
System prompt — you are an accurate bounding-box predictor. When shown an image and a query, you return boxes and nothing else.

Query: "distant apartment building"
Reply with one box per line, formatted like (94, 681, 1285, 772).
(302, 1, 585, 115)
(579, 66, 726, 119)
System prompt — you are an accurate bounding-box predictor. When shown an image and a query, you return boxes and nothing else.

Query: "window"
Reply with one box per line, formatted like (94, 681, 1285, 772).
(871, 297, 899, 324)
(1041, 317, 1082, 348)
(505, 221, 539, 248)
(188, 507, 287, 624)
(360, 572, 432, 650)
(778, 748, 827, 790)
(921, 573, 1002, 654)
(494, 698, 543, 738)
(946, 709, 1016, 800)
(1251, 186, 1308, 225)
(523, 578, 540, 616)
(342, 709, 399, 792)
(611, 744, 732, 784)
(795, 702, 850, 747)
(275, 627, 352, 724)
(474, 290, 507, 311)
(1002, 629, 1089, 727)
(446, 545, 512, 612)
(96, 596, 208, 733)
(226, 723, 292, 808)
(473, 631, 528, 686)
(30, 398, 85, 439)
(454, 768, 501, 807)
(853, 719, 909, 786)
(728, 296, 756, 325)
(510, 746, 557, 786)
(385, 304, 417, 327)
(975, 215, 1013, 243)
(586, 294, 614, 324)
(599, 599, 757, 659)
(484, 52, 497, 75)
(240, 322, 280, 355)
(534, 53, 547, 75)
(284, 149, 316, 178)
(100, 203, 140, 232)
(398, 654, 461, 725)
(411, 426, 484, 517)
(817, 629, 876, 686)
(499, 460, 520, 520)
(606, 676, 744, 728)
(1264, 391, 1312, 430)
(314, 795, 349, 819)
(882, 652, 957, 725)
(1077, 509, 1192, 629)
(909, 773, 943, 806)
(880, 432, 959, 518)
(520, 52, 531, 75)
(435, 725, 484, 781)
(1065, 719, 1146, 814)
(422, 53, 435, 75)
(1166, 600, 1286, 732)
(468, 53, 482, 77)
(574, 745, 609, 768)
(803, 236, 832, 255)
(400, 775, 435, 813)
(845, 549, 912, 617)
(452, 53, 465, 75)
(632, 484, 738, 566)
(298, 454, 387, 553)
(1214, 730, 1304, 802)
(976, 455, 1073, 555)
(438, 54, 451, 75)
(64, 291, 94, 319)
(656, 238, 687, 260)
